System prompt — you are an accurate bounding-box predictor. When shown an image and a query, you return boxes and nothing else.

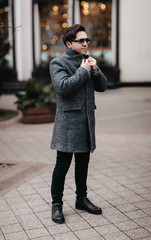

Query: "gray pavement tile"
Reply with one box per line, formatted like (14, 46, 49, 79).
(95, 224, 119, 236)
(142, 193, 151, 201)
(18, 186, 37, 196)
(0, 198, 10, 211)
(134, 201, 151, 210)
(53, 232, 79, 240)
(78, 212, 110, 227)
(1, 223, 23, 234)
(26, 197, 47, 207)
(0, 235, 5, 240)
(26, 228, 50, 239)
(64, 213, 83, 223)
(47, 224, 70, 235)
(137, 237, 151, 240)
(32, 237, 54, 240)
(36, 211, 51, 220)
(115, 203, 138, 213)
(95, 189, 120, 201)
(0, 210, 15, 219)
(144, 226, 151, 233)
(30, 204, 51, 213)
(125, 227, 151, 239)
(4, 190, 21, 199)
(124, 209, 148, 220)
(102, 207, 122, 217)
(4, 196, 25, 205)
(23, 193, 43, 201)
(4, 231, 29, 240)
(134, 216, 151, 227)
(17, 214, 43, 230)
(125, 195, 146, 204)
(143, 208, 151, 215)
(114, 220, 139, 231)
(74, 228, 102, 240)
(108, 198, 129, 207)
(66, 220, 90, 231)
(12, 207, 33, 216)
(103, 231, 131, 240)
(0, 216, 18, 227)
(104, 212, 129, 224)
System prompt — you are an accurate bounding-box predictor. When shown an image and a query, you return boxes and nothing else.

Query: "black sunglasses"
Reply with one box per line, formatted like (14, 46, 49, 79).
(71, 38, 91, 44)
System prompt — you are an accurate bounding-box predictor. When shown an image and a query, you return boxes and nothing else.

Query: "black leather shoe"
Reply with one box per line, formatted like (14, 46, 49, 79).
(75, 197, 102, 214)
(52, 203, 65, 224)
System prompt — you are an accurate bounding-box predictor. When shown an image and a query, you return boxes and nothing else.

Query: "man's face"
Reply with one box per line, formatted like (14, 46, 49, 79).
(67, 31, 89, 55)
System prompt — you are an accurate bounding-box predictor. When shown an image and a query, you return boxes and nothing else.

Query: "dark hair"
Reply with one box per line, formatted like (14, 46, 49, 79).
(62, 24, 85, 45)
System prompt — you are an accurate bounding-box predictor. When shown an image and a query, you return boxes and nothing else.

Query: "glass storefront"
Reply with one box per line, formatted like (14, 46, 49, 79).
(39, 0, 112, 65)
(0, 0, 11, 69)
(39, 0, 68, 64)
(80, 0, 112, 65)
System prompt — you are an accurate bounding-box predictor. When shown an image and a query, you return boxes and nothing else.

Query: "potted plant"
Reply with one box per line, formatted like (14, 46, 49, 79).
(15, 78, 56, 123)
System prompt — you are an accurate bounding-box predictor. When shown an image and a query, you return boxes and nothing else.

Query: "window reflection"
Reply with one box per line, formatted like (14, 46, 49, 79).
(0, 0, 11, 69)
(39, 0, 112, 65)
(80, 0, 112, 65)
(39, 0, 68, 63)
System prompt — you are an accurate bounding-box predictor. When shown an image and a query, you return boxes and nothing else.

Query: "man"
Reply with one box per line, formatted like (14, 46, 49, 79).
(49, 24, 107, 224)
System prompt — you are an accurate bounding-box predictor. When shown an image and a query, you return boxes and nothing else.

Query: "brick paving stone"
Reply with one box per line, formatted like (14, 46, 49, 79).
(30, 204, 51, 213)
(26, 228, 50, 239)
(134, 201, 151, 210)
(0, 235, 5, 240)
(74, 228, 102, 240)
(79, 212, 110, 227)
(0, 216, 18, 227)
(4, 231, 29, 240)
(4, 190, 21, 199)
(1, 223, 23, 234)
(17, 214, 43, 230)
(137, 237, 151, 240)
(53, 232, 79, 240)
(0, 210, 15, 219)
(104, 212, 129, 224)
(114, 220, 139, 231)
(125, 227, 151, 239)
(32, 237, 54, 240)
(95, 224, 120, 236)
(66, 220, 90, 231)
(144, 226, 151, 233)
(47, 224, 71, 235)
(124, 210, 148, 220)
(0, 199, 10, 211)
(134, 216, 151, 227)
(102, 207, 123, 217)
(115, 203, 138, 213)
(103, 231, 131, 240)
(142, 193, 151, 201)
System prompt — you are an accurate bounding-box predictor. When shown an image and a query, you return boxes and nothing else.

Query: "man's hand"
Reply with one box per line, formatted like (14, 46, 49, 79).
(81, 59, 91, 72)
(88, 57, 97, 71)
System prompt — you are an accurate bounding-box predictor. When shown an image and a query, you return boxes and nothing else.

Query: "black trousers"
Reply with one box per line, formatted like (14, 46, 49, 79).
(51, 151, 90, 204)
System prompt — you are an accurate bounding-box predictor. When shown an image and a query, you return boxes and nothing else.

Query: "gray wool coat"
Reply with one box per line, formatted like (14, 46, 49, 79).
(49, 47, 107, 153)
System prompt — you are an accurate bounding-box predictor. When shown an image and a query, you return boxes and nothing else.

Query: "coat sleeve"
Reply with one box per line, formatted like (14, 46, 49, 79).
(49, 58, 90, 97)
(91, 66, 108, 92)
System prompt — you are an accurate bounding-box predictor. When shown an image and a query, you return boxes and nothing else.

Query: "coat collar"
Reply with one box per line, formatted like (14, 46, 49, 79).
(65, 47, 89, 60)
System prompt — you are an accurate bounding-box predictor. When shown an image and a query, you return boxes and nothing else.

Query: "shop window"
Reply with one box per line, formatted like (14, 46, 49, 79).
(0, 0, 11, 69)
(80, 0, 112, 65)
(39, 0, 68, 64)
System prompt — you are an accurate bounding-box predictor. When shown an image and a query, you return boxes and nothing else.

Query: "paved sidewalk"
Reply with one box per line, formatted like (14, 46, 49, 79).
(0, 87, 151, 240)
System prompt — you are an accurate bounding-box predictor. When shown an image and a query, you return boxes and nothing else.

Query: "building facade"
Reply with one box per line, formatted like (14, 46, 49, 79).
(0, 0, 151, 91)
